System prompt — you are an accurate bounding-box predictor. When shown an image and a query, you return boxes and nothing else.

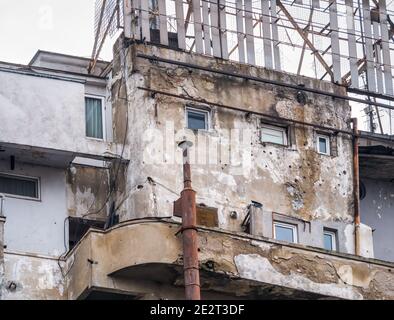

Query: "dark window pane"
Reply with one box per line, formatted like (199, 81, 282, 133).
(0, 175, 38, 199)
(86, 98, 103, 139)
(275, 225, 295, 243)
(188, 111, 206, 130)
(324, 233, 333, 250)
(319, 137, 327, 154)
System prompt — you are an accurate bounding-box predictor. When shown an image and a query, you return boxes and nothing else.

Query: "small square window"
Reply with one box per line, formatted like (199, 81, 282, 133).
(85, 97, 105, 140)
(323, 229, 337, 251)
(274, 222, 298, 243)
(261, 125, 287, 145)
(317, 135, 330, 155)
(186, 107, 209, 130)
(0, 173, 40, 200)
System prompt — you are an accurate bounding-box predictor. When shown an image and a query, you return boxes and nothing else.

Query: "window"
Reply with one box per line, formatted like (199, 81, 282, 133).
(323, 230, 337, 251)
(273, 222, 298, 243)
(186, 107, 210, 130)
(261, 125, 287, 145)
(0, 173, 40, 200)
(85, 97, 105, 140)
(317, 134, 330, 155)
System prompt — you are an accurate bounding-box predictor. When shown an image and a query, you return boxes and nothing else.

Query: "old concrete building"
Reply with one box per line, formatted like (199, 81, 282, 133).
(1, 0, 394, 300)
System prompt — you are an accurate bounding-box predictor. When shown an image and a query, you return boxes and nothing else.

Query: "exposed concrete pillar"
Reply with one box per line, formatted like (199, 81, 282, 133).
(249, 203, 264, 237)
(0, 215, 6, 300)
(358, 223, 374, 259)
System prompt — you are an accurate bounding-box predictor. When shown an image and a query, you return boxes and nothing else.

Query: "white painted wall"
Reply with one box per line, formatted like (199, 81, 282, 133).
(0, 160, 67, 256)
(0, 70, 114, 157)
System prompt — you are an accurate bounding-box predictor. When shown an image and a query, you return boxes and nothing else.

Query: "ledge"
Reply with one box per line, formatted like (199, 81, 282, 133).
(66, 220, 394, 300)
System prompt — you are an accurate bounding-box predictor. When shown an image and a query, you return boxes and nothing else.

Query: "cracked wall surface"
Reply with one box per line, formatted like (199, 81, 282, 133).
(1, 253, 66, 300)
(111, 42, 355, 251)
(66, 221, 394, 300)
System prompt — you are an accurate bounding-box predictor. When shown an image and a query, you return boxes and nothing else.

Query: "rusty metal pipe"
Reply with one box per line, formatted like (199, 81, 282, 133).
(352, 118, 361, 256)
(178, 141, 201, 300)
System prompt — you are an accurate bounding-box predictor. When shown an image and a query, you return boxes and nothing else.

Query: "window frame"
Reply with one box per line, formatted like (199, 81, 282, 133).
(317, 134, 331, 156)
(185, 106, 211, 131)
(323, 229, 337, 251)
(85, 95, 106, 141)
(273, 221, 298, 244)
(0, 172, 41, 201)
(260, 124, 288, 146)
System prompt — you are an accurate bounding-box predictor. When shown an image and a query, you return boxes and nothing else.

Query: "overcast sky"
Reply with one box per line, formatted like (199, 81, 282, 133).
(0, 0, 115, 64)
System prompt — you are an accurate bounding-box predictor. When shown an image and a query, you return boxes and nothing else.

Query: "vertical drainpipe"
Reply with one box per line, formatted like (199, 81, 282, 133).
(352, 118, 361, 256)
(178, 141, 201, 301)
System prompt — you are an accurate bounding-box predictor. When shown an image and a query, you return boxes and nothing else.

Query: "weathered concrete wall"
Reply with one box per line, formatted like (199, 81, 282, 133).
(0, 69, 116, 157)
(361, 178, 394, 262)
(1, 252, 66, 300)
(0, 160, 68, 256)
(66, 221, 394, 300)
(66, 164, 110, 221)
(111, 43, 354, 253)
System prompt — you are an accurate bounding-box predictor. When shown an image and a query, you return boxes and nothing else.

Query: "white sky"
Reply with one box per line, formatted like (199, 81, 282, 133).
(0, 0, 115, 64)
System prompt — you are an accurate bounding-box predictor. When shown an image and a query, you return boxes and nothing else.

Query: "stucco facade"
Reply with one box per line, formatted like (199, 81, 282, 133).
(113, 42, 358, 252)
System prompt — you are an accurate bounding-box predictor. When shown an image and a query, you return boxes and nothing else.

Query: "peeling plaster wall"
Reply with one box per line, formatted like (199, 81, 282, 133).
(196, 224, 394, 300)
(2, 253, 66, 300)
(66, 164, 110, 221)
(0, 70, 115, 157)
(111, 43, 354, 250)
(67, 222, 394, 300)
(0, 160, 67, 256)
(361, 178, 394, 262)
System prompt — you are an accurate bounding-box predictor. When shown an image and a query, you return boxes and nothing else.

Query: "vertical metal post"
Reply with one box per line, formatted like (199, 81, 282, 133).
(178, 141, 201, 301)
(345, 0, 358, 88)
(244, 0, 255, 65)
(352, 118, 361, 256)
(175, 0, 186, 50)
(236, 0, 246, 63)
(329, 0, 341, 84)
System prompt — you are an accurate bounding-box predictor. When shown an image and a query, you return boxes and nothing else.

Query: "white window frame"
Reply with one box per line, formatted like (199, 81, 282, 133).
(273, 221, 298, 243)
(323, 229, 337, 251)
(185, 106, 210, 131)
(317, 134, 330, 155)
(261, 124, 288, 146)
(0, 172, 41, 201)
(85, 95, 106, 141)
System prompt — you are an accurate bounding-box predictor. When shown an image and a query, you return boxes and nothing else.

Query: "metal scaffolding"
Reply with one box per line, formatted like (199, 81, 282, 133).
(92, 0, 394, 133)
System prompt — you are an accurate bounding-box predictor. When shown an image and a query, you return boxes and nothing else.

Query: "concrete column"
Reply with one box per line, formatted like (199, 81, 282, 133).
(249, 204, 264, 237)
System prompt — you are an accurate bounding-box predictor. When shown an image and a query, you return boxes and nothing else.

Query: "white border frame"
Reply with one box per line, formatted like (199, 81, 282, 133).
(261, 124, 288, 146)
(85, 95, 106, 141)
(185, 106, 211, 131)
(317, 134, 331, 155)
(273, 221, 298, 243)
(0, 172, 41, 201)
(323, 229, 337, 251)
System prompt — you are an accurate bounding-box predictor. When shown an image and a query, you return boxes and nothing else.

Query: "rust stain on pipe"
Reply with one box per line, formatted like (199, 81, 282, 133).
(178, 141, 201, 300)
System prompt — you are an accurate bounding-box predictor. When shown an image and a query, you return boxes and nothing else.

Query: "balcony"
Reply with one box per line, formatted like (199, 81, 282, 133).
(66, 220, 394, 300)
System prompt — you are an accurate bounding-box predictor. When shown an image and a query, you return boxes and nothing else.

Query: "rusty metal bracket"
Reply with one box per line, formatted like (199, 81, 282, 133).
(175, 225, 199, 236)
